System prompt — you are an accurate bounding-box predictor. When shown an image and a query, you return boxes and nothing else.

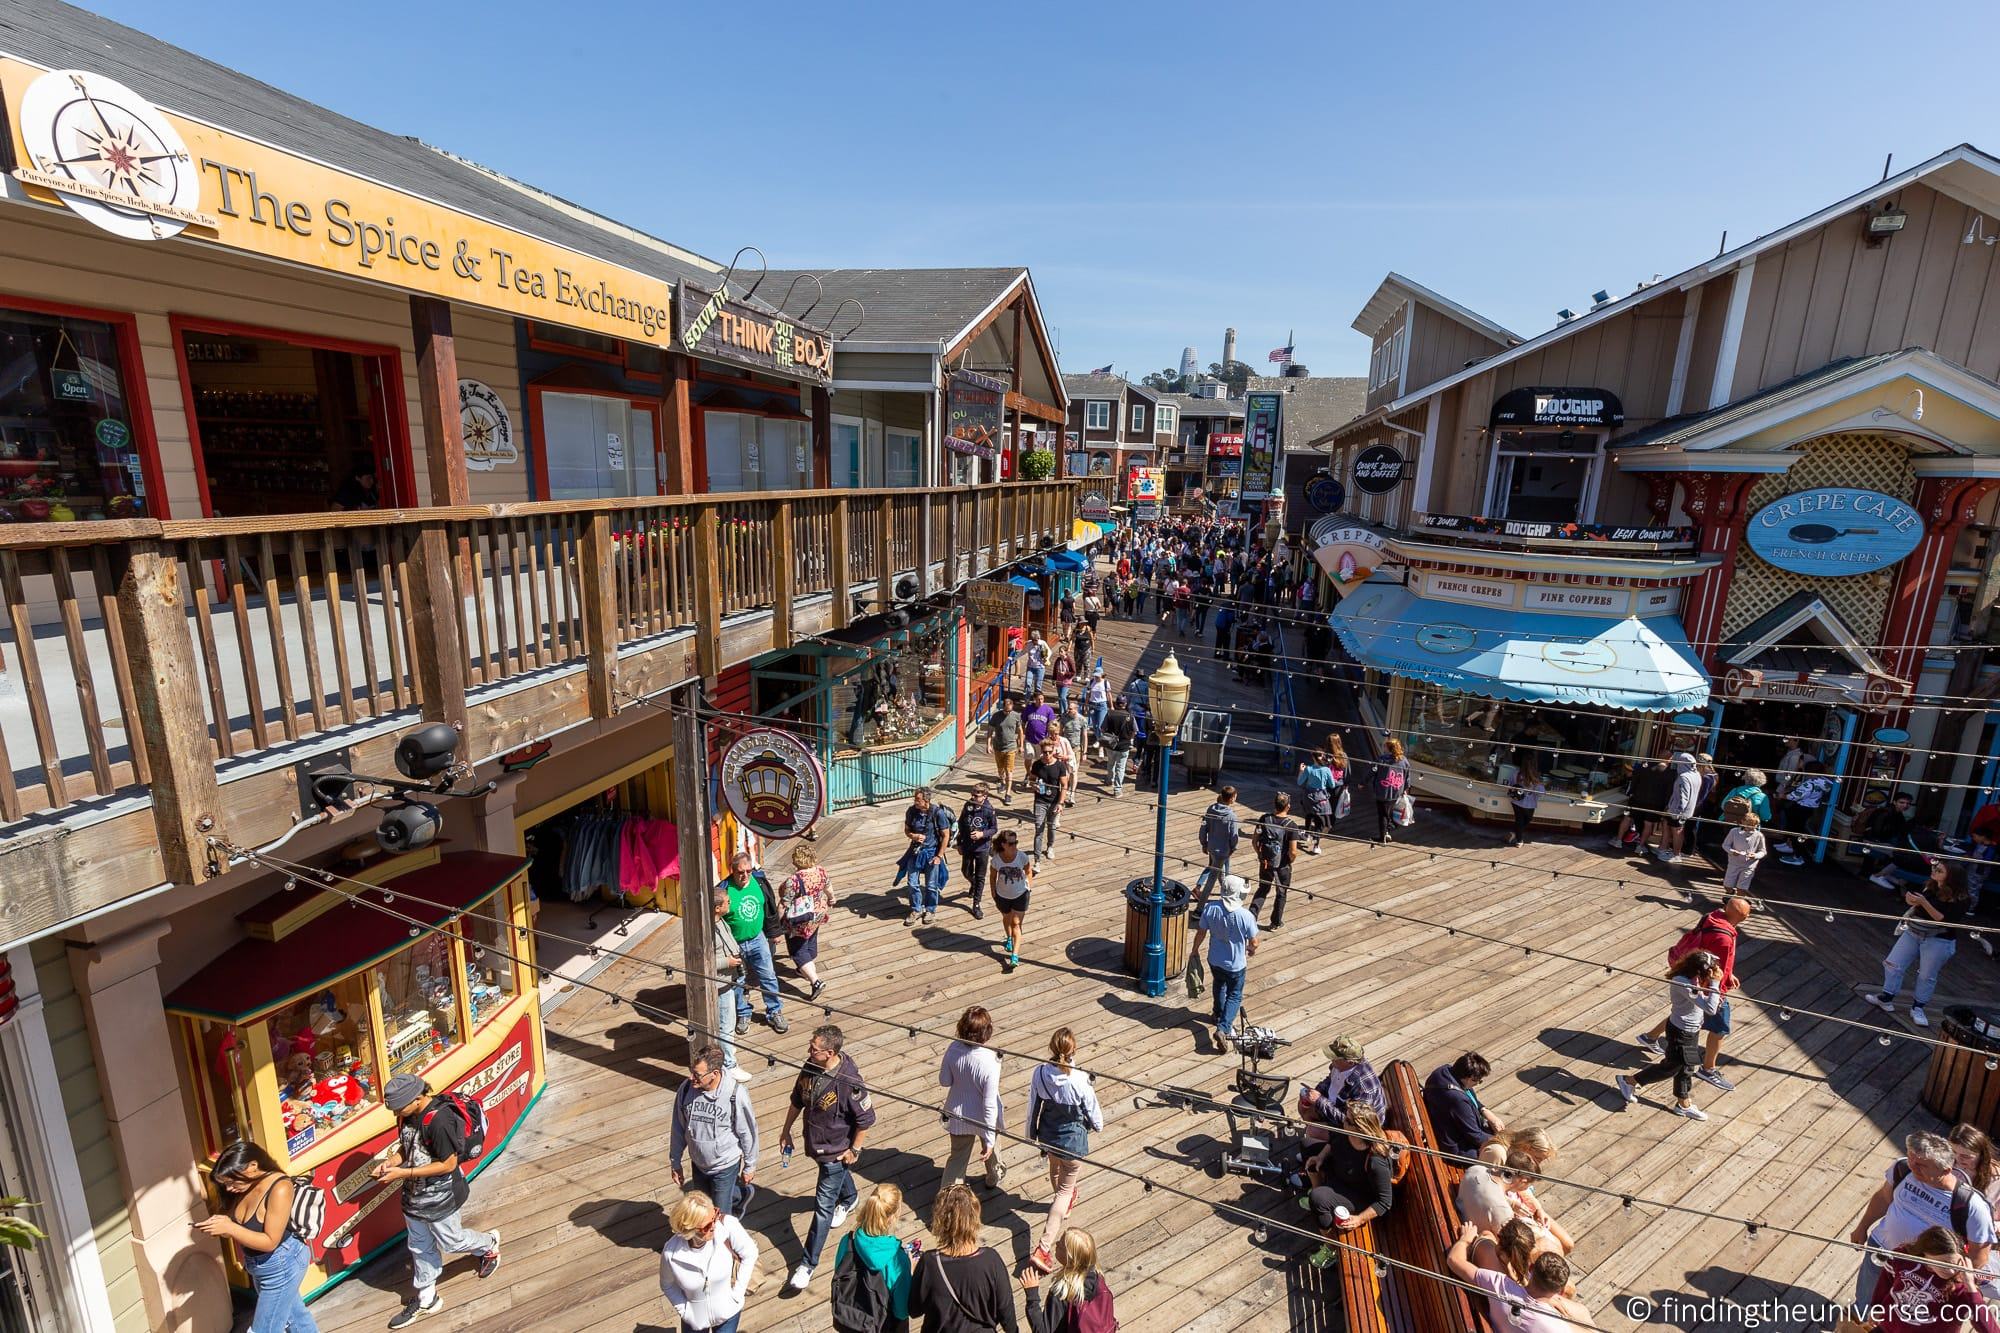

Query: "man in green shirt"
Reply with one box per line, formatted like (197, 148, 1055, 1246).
(721, 851, 787, 1035)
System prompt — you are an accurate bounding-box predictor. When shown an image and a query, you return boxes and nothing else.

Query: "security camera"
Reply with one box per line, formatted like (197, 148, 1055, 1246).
(376, 800, 442, 854)
(395, 723, 461, 780)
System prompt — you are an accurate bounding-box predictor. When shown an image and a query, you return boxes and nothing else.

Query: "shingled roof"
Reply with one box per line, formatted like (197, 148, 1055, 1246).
(761, 268, 1029, 346)
(1244, 376, 1368, 451)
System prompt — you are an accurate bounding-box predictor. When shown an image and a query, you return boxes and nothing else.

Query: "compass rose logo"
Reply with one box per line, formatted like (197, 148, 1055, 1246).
(457, 380, 517, 471)
(14, 69, 216, 240)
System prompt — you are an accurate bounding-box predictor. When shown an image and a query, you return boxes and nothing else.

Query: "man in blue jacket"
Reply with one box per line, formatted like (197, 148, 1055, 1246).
(1422, 1052, 1506, 1160)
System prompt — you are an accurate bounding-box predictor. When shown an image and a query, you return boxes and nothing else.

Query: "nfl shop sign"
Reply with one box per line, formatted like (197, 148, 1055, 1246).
(718, 728, 827, 839)
(1, 63, 678, 343)
(306, 1013, 539, 1281)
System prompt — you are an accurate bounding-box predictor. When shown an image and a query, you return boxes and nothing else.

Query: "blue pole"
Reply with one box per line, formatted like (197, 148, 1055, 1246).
(1144, 733, 1173, 996)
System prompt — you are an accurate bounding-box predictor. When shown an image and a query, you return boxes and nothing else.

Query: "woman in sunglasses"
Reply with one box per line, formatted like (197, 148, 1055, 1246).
(659, 1190, 758, 1333)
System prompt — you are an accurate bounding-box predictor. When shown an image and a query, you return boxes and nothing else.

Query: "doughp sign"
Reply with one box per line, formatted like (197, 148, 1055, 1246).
(1744, 488, 1923, 576)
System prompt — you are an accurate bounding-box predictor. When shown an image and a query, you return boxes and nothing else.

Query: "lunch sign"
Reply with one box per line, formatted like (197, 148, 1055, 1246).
(1743, 487, 1924, 577)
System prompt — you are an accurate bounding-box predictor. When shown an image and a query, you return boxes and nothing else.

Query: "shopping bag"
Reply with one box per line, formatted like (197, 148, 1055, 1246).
(1393, 793, 1415, 828)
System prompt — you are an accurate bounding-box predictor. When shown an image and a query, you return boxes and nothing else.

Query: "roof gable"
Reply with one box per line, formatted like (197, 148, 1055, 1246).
(1353, 272, 1521, 344)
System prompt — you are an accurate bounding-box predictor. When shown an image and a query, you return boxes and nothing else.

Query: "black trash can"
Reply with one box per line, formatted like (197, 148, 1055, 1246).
(1122, 876, 1191, 977)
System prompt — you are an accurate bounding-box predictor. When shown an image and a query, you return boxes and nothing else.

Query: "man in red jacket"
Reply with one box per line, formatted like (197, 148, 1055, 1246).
(1636, 896, 1752, 1091)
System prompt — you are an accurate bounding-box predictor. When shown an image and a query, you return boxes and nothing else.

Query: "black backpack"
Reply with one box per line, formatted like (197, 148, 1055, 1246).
(1255, 815, 1289, 863)
(830, 1243, 894, 1333)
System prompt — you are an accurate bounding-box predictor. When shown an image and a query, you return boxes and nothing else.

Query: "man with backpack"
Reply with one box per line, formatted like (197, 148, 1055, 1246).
(1099, 696, 1138, 797)
(671, 1044, 760, 1219)
(1193, 786, 1242, 909)
(1848, 1130, 1996, 1313)
(374, 1074, 497, 1328)
(898, 787, 957, 925)
(956, 785, 999, 921)
(1250, 794, 1304, 928)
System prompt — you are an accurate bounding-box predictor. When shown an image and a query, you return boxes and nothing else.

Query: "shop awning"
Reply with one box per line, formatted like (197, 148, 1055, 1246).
(1006, 575, 1040, 590)
(164, 852, 528, 1022)
(1328, 583, 1709, 713)
(1044, 549, 1091, 572)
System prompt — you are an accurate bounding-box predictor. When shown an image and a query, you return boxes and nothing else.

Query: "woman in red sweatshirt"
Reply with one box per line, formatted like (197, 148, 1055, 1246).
(1865, 1226, 2000, 1333)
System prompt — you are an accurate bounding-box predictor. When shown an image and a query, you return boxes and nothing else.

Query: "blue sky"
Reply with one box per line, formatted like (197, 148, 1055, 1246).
(88, 0, 2000, 379)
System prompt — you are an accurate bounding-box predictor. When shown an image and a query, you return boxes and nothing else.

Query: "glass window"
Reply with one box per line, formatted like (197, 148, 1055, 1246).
(1130, 404, 1145, 432)
(705, 412, 810, 492)
(265, 974, 379, 1155)
(541, 391, 655, 499)
(461, 893, 522, 1032)
(832, 419, 863, 487)
(0, 307, 149, 521)
(1397, 682, 1645, 798)
(1488, 430, 1600, 523)
(886, 430, 922, 489)
(1085, 401, 1111, 431)
(376, 931, 463, 1080)
(1157, 406, 1176, 435)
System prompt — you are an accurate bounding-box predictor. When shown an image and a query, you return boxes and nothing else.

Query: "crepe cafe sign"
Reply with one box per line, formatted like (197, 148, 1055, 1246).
(2, 63, 677, 343)
(677, 281, 833, 385)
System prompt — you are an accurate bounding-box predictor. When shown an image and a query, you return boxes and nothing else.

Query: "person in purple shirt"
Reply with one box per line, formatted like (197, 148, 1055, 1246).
(1020, 691, 1058, 748)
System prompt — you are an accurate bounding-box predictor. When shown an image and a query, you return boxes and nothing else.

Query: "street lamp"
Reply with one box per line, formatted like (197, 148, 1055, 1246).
(1143, 652, 1192, 997)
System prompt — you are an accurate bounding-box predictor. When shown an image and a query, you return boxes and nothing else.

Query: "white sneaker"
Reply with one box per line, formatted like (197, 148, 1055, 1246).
(1672, 1102, 1709, 1121)
(786, 1263, 815, 1291)
(1911, 1006, 1929, 1027)
(1635, 1033, 1664, 1056)
(1864, 993, 1896, 1013)
(1869, 872, 1900, 891)
(828, 1202, 853, 1231)
(1606, 836, 1625, 850)
(1615, 1075, 1636, 1105)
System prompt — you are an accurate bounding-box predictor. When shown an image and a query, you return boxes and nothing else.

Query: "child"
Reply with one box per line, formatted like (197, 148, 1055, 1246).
(1616, 949, 1723, 1121)
(1722, 811, 1767, 891)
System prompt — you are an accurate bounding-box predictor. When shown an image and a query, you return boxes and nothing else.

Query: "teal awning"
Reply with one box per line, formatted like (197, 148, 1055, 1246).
(1328, 582, 1709, 713)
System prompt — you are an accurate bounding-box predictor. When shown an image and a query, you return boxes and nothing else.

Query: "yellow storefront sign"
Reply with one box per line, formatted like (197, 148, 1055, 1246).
(0, 56, 677, 343)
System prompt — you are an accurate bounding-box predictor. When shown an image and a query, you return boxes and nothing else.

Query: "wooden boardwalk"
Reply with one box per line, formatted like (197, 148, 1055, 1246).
(303, 591, 1987, 1333)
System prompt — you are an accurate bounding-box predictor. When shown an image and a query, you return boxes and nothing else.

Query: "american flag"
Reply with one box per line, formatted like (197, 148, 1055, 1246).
(1267, 345, 1294, 363)
(1091, 363, 1113, 374)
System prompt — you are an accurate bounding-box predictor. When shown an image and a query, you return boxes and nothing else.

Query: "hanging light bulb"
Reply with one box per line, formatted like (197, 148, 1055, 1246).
(1253, 1224, 1268, 1244)
(1778, 1008, 1793, 1021)
(1825, 911, 1837, 923)
(406, 927, 419, 938)
(383, 892, 397, 904)
(1985, 1057, 1998, 1071)
(1878, 1035, 1892, 1046)
(283, 877, 299, 892)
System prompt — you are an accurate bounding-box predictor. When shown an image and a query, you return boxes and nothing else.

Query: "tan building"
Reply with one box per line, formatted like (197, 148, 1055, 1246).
(1314, 148, 2000, 840)
(0, 7, 1081, 1330)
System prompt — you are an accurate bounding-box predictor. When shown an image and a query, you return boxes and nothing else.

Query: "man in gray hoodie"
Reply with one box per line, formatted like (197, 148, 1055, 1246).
(670, 1044, 759, 1218)
(1657, 752, 1701, 866)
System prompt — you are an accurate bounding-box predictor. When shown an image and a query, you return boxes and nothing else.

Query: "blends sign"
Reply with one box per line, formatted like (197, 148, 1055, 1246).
(1, 62, 678, 343)
(1743, 487, 1924, 577)
(1241, 392, 1282, 501)
(946, 370, 1005, 458)
(677, 281, 833, 383)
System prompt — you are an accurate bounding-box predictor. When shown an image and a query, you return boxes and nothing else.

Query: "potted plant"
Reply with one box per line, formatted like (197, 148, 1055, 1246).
(1018, 447, 1056, 481)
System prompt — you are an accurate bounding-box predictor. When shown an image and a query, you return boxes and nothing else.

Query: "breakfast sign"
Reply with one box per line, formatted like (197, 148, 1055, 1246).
(1, 61, 677, 344)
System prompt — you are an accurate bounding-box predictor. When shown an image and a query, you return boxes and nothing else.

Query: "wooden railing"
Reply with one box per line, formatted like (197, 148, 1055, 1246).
(0, 481, 1081, 871)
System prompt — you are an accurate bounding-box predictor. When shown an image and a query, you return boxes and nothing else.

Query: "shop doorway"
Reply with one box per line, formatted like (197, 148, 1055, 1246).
(175, 319, 410, 519)
(1714, 698, 1834, 776)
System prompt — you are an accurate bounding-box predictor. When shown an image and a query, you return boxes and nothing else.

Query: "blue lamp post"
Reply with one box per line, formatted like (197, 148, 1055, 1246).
(1143, 652, 1192, 997)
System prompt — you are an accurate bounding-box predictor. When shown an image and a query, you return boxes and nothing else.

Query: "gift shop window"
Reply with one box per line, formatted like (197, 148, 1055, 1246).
(537, 389, 659, 500)
(461, 901, 522, 1032)
(704, 411, 810, 493)
(176, 319, 410, 518)
(376, 928, 464, 1080)
(264, 976, 378, 1151)
(0, 301, 160, 522)
(1484, 429, 1603, 524)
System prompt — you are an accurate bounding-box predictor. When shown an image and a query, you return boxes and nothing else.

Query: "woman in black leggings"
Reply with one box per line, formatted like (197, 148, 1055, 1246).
(1372, 739, 1411, 842)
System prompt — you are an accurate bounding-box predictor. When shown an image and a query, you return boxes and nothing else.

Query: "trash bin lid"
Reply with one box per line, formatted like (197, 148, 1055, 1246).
(1125, 876, 1191, 914)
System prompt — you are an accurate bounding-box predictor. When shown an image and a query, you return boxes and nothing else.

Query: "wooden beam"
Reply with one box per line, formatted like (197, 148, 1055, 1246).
(409, 297, 469, 506)
(986, 486, 1001, 571)
(404, 523, 468, 737)
(578, 513, 619, 718)
(772, 500, 795, 649)
(670, 684, 718, 1054)
(876, 495, 895, 613)
(1011, 302, 1024, 391)
(943, 490, 960, 588)
(942, 275, 1026, 363)
(917, 494, 934, 599)
(116, 543, 226, 885)
(1006, 390, 1063, 423)
(830, 494, 852, 623)
(811, 387, 832, 488)
(693, 505, 723, 678)
(661, 352, 698, 495)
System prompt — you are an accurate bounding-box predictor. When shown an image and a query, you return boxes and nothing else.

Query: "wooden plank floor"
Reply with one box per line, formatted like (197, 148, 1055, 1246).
(302, 585, 1991, 1333)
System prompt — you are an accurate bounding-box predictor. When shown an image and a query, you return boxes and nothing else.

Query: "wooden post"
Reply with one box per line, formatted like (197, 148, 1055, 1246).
(987, 486, 1001, 571)
(117, 543, 225, 885)
(661, 352, 699, 495)
(409, 297, 469, 505)
(693, 504, 723, 679)
(670, 684, 718, 1057)
(918, 494, 934, 598)
(772, 500, 795, 649)
(405, 523, 468, 736)
(943, 489, 960, 588)
(579, 513, 619, 717)
(831, 494, 852, 622)
(811, 386, 832, 488)
(876, 495, 895, 613)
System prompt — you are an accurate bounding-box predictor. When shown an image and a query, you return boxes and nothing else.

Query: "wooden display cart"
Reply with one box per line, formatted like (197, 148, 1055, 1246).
(164, 850, 547, 1300)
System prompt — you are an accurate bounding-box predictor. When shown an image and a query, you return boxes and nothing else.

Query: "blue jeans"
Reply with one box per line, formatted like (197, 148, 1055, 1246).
(692, 1158, 744, 1218)
(1106, 749, 1130, 792)
(1087, 701, 1108, 741)
(803, 1157, 857, 1268)
(686, 1317, 740, 1333)
(1056, 683, 1072, 712)
(907, 861, 941, 914)
(1211, 963, 1245, 1035)
(1192, 853, 1232, 907)
(734, 933, 782, 1022)
(1882, 931, 1957, 1005)
(245, 1233, 319, 1332)
(1023, 666, 1044, 697)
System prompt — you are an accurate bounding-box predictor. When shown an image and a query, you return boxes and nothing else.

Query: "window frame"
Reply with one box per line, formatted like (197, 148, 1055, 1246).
(1480, 428, 1607, 524)
(1085, 400, 1112, 431)
(526, 380, 664, 501)
(1130, 402, 1146, 432)
(1156, 405, 1177, 436)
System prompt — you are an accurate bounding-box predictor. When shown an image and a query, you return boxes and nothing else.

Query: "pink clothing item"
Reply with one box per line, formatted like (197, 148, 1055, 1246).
(619, 818, 681, 895)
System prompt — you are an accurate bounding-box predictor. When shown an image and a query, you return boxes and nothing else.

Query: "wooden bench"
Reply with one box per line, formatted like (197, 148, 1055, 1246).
(1383, 1058, 1489, 1331)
